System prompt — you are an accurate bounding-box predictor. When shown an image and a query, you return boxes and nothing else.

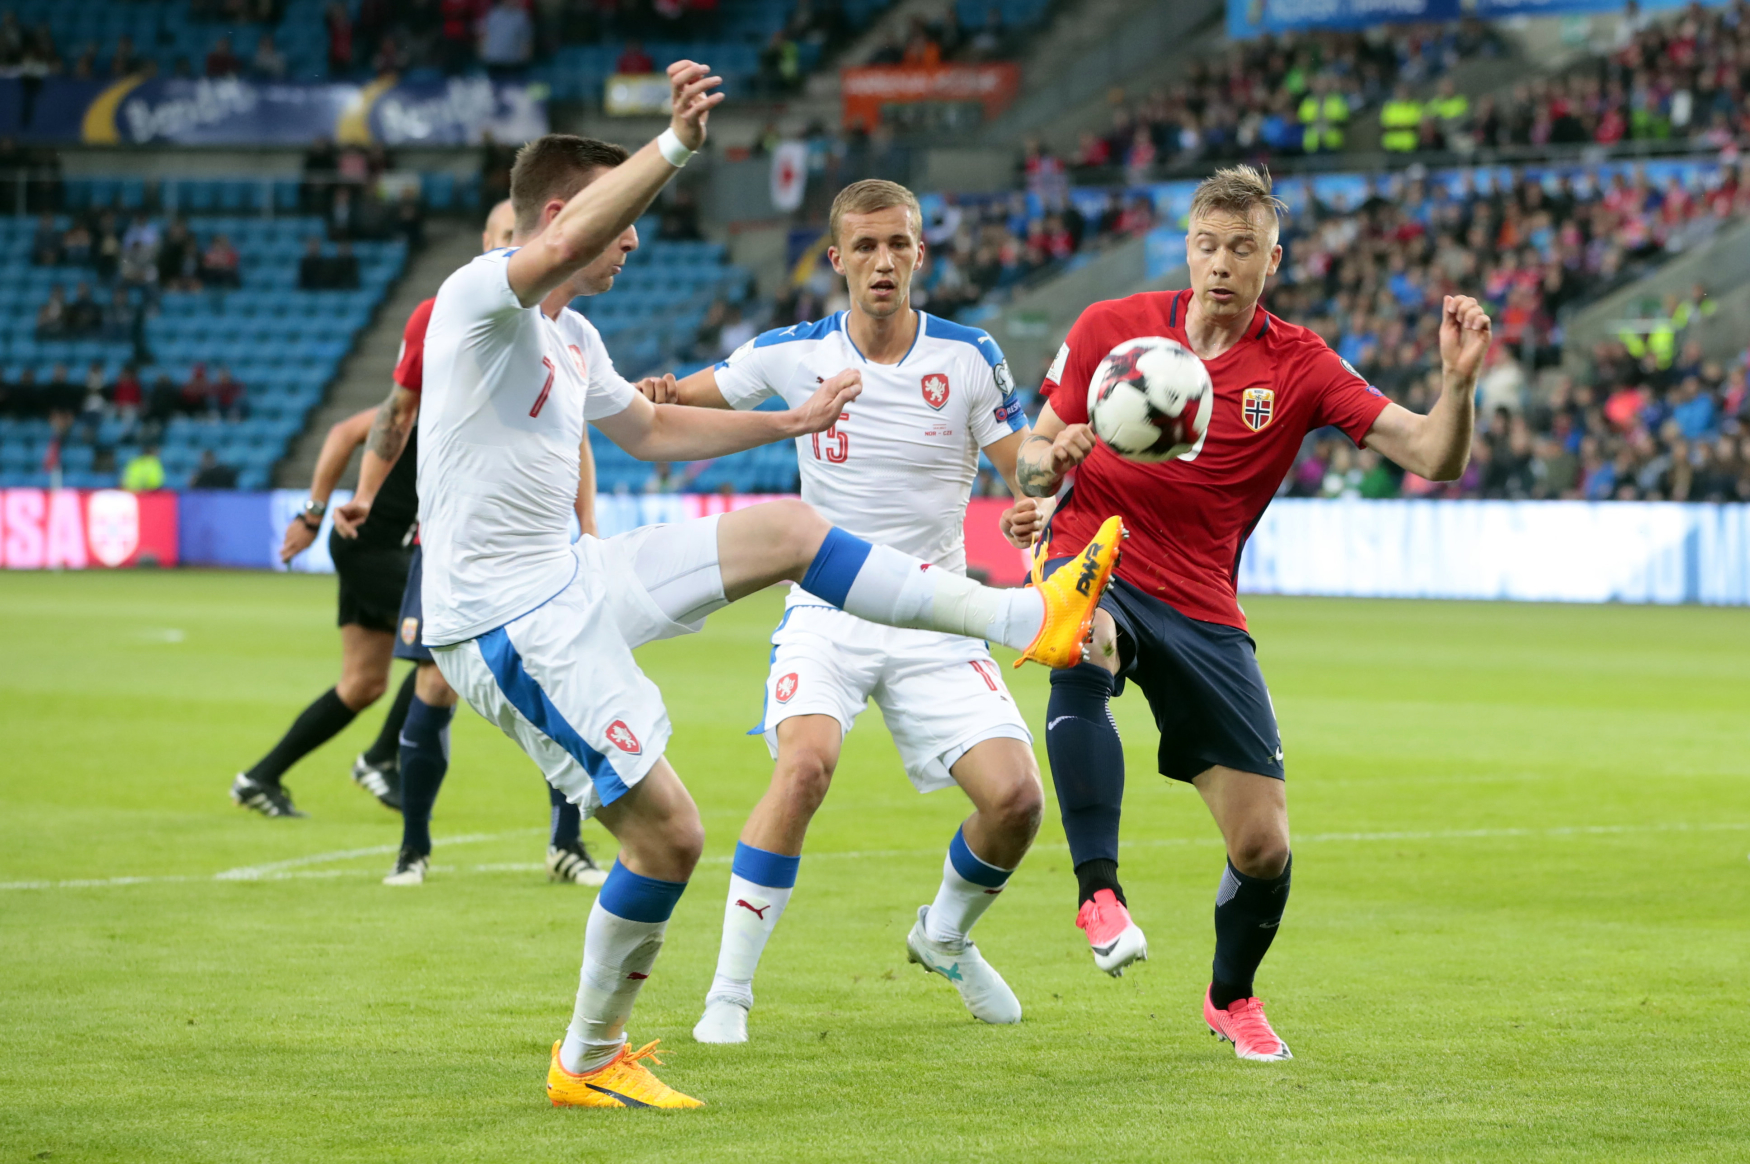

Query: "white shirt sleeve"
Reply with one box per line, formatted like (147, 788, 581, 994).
(581, 323, 637, 421)
(967, 341, 1026, 449)
(712, 335, 784, 411)
(448, 250, 526, 325)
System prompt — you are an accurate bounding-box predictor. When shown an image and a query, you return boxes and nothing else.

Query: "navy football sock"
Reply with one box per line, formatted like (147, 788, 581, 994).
(549, 782, 581, 849)
(246, 687, 356, 785)
(362, 667, 417, 767)
(1210, 855, 1292, 1009)
(397, 697, 454, 856)
(1046, 663, 1126, 904)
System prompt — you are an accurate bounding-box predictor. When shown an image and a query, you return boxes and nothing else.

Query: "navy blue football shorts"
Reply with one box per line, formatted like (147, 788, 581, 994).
(1043, 557, 1284, 784)
(392, 545, 434, 663)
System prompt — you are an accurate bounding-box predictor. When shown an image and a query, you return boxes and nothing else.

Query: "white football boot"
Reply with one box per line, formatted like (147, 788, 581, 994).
(692, 997, 750, 1044)
(905, 905, 1022, 1024)
(382, 849, 428, 886)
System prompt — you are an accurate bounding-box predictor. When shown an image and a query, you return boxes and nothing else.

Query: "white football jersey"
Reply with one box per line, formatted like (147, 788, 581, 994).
(713, 310, 1025, 604)
(417, 249, 635, 645)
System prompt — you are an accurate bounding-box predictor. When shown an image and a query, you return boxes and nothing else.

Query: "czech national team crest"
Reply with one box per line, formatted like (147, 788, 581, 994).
(1241, 386, 1275, 432)
(921, 373, 950, 410)
(605, 720, 641, 755)
(775, 672, 799, 703)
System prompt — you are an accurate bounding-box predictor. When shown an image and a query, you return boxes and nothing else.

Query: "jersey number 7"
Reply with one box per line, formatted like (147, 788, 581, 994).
(530, 356, 556, 418)
(811, 411, 848, 463)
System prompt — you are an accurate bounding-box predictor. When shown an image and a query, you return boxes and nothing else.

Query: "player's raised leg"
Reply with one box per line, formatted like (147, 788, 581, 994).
(695, 713, 840, 1044)
(1195, 765, 1293, 1061)
(711, 499, 1123, 668)
(384, 661, 458, 885)
(1045, 608, 1148, 975)
(905, 736, 1040, 1024)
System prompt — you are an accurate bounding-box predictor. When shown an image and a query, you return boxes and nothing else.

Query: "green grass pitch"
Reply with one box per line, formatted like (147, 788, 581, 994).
(3, 569, 1748, 1162)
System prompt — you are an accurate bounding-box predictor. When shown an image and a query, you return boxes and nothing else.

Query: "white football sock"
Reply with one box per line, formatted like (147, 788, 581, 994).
(839, 544, 1044, 651)
(925, 829, 1014, 945)
(560, 899, 666, 1074)
(706, 873, 795, 1009)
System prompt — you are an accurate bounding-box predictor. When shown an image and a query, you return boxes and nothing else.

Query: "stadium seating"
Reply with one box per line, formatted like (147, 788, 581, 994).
(0, 212, 404, 491)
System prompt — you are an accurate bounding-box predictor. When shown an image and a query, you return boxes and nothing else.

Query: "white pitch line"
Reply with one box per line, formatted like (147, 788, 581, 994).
(3, 821, 1747, 893)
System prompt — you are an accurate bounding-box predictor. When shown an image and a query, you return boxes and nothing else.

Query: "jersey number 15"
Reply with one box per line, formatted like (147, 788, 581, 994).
(811, 411, 848, 463)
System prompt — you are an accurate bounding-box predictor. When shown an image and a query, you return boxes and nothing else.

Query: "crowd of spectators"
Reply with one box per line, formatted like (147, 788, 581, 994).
(863, 5, 1014, 68)
(298, 138, 425, 245)
(1067, 23, 1502, 177)
(0, 11, 293, 83)
(1452, 1, 1750, 155)
(29, 210, 252, 327)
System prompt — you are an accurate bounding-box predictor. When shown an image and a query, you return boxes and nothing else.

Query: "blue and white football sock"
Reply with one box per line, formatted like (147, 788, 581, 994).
(560, 861, 686, 1074)
(706, 842, 800, 1010)
(397, 697, 453, 856)
(801, 527, 1044, 651)
(924, 826, 1014, 945)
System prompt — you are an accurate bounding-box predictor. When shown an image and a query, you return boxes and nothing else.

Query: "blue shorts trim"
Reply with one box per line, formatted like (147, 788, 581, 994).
(392, 545, 434, 662)
(477, 625, 632, 805)
(1043, 558, 1284, 783)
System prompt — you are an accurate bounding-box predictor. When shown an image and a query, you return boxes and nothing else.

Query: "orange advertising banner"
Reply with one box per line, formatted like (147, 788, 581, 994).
(840, 63, 1022, 129)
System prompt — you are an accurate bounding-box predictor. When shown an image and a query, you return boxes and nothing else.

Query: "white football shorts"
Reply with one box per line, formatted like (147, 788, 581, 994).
(432, 515, 726, 818)
(754, 604, 1033, 793)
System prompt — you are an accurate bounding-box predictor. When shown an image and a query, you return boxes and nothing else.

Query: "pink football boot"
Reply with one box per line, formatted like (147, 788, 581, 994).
(1204, 986, 1293, 1061)
(1074, 888, 1148, 976)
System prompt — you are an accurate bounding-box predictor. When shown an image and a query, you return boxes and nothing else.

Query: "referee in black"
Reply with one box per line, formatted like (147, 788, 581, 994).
(230, 404, 421, 818)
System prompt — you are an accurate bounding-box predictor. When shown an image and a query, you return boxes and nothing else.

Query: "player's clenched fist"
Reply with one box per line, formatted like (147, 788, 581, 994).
(637, 373, 678, 403)
(1047, 423, 1096, 476)
(788, 368, 862, 435)
(1000, 496, 1052, 549)
(666, 60, 724, 151)
(1440, 294, 1491, 385)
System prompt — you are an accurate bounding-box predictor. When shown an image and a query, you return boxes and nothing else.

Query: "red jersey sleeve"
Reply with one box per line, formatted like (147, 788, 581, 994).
(392, 298, 435, 394)
(1040, 305, 1110, 426)
(1306, 345, 1391, 447)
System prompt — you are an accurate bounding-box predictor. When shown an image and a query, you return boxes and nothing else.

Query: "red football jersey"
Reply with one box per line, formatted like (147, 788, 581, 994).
(1043, 289, 1391, 630)
(392, 297, 435, 394)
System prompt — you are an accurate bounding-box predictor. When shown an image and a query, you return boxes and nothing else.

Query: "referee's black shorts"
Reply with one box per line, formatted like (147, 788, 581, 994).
(328, 528, 413, 635)
(1044, 556, 1285, 784)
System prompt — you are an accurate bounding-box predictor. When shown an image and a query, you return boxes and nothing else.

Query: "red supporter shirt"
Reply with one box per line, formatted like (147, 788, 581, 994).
(1043, 289, 1391, 631)
(393, 297, 434, 394)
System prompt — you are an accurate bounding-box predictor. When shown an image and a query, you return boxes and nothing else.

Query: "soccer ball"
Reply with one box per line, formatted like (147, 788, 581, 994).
(1087, 337, 1213, 463)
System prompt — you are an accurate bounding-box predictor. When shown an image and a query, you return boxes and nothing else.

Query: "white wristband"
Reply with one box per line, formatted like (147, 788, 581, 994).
(657, 128, 694, 168)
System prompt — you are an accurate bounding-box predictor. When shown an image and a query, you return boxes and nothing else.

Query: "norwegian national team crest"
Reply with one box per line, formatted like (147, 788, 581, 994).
(1241, 386, 1275, 432)
(775, 672, 799, 703)
(605, 720, 641, 755)
(921, 373, 950, 410)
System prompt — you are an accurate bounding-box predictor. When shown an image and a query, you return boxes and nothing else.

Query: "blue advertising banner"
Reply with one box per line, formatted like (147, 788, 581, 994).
(14, 75, 546, 146)
(1229, 0, 1702, 38)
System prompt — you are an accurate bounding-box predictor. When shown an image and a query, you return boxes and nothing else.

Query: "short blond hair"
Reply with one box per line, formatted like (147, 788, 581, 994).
(1189, 165, 1285, 240)
(828, 179, 923, 246)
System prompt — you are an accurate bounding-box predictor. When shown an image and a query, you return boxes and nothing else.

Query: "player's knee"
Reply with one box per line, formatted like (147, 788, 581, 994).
(1229, 828, 1290, 879)
(775, 746, 835, 814)
(765, 498, 830, 576)
(987, 774, 1043, 840)
(337, 672, 388, 708)
(1088, 611, 1120, 674)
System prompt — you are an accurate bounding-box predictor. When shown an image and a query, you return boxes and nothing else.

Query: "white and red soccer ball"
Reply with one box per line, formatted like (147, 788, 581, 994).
(1087, 337, 1213, 463)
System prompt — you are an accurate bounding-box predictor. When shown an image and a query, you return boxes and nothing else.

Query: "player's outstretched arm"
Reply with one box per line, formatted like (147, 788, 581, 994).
(279, 405, 375, 562)
(1363, 295, 1489, 481)
(333, 385, 419, 538)
(1013, 402, 1096, 499)
(505, 61, 723, 307)
(594, 369, 860, 462)
(634, 367, 731, 409)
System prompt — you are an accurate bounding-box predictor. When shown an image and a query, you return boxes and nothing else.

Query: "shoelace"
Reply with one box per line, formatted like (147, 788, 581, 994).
(620, 1039, 666, 1071)
(1222, 998, 1281, 1048)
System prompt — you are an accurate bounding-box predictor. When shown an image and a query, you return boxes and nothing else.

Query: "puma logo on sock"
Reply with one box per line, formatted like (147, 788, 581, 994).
(736, 899, 770, 919)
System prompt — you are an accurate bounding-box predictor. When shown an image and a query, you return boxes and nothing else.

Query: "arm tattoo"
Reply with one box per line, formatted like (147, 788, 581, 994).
(1014, 434, 1058, 498)
(365, 389, 415, 462)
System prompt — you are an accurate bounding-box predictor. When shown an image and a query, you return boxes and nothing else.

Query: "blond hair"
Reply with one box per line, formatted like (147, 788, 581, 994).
(828, 179, 923, 246)
(1189, 165, 1286, 239)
